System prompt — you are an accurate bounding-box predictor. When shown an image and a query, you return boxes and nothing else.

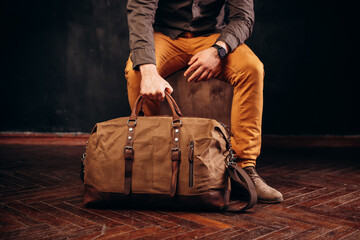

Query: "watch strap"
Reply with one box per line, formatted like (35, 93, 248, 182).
(211, 44, 227, 59)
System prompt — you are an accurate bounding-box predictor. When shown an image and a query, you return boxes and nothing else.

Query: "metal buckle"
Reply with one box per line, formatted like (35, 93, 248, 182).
(124, 146, 134, 154)
(171, 148, 181, 159)
(172, 119, 182, 127)
(127, 119, 137, 127)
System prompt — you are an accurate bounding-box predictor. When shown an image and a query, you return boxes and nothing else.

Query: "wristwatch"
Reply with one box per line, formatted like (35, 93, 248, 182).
(211, 44, 227, 59)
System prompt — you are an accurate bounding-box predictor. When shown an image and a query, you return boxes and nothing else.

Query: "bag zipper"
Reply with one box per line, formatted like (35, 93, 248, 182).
(188, 141, 194, 187)
(80, 141, 88, 182)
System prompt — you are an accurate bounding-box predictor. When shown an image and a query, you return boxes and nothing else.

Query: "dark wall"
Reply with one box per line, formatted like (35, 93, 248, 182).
(1, 0, 130, 132)
(1, 0, 359, 134)
(252, 0, 359, 135)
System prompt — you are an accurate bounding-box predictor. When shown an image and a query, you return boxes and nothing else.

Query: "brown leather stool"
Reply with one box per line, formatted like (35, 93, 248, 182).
(162, 70, 233, 126)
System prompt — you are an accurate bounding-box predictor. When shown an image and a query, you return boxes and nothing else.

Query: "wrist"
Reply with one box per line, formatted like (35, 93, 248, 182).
(139, 64, 157, 75)
(139, 64, 159, 80)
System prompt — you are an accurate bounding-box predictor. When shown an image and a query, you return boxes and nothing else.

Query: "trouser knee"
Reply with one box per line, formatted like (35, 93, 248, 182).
(232, 58, 264, 90)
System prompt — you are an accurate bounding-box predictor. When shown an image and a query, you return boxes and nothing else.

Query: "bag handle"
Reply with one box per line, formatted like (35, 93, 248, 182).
(165, 92, 183, 117)
(129, 92, 183, 122)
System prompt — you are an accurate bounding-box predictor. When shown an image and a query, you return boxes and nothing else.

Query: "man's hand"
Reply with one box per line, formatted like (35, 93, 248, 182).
(184, 41, 229, 82)
(140, 64, 173, 101)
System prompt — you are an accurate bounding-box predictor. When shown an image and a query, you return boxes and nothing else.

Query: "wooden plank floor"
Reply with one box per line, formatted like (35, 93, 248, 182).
(0, 145, 359, 239)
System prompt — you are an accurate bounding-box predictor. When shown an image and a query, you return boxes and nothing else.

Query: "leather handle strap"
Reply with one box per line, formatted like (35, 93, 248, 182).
(129, 92, 182, 121)
(164, 92, 183, 117)
(225, 164, 257, 212)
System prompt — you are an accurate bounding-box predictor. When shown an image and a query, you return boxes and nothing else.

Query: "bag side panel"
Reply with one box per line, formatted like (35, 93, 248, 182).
(177, 118, 230, 195)
(84, 117, 128, 193)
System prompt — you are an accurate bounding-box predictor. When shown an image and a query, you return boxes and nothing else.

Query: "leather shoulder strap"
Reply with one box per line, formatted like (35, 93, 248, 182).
(225, 164, 257, 212)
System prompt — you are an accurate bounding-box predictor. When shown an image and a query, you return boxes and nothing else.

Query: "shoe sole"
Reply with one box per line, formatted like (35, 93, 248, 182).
(258, 198, 284, 204)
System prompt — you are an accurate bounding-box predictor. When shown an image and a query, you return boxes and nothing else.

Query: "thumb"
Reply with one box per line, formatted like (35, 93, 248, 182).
(165, 83, 173, 94)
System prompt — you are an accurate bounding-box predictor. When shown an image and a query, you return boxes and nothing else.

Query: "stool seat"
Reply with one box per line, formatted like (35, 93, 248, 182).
(162, 70, 233, 127)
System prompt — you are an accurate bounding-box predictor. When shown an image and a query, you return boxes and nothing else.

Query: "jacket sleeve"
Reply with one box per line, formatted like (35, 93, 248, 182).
(217, 0, 254, 52)
(127, 0, 159, 70)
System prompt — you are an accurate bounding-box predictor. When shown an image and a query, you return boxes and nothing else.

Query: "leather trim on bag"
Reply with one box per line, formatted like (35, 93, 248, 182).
(124, 119, 136, 195)
(84, 184, 230, 210)
(170, 119, 181, 197)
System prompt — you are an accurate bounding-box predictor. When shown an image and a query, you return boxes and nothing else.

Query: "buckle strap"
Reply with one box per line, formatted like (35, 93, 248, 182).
(124, 119, 136, 195)
(170, 121, 181, 197)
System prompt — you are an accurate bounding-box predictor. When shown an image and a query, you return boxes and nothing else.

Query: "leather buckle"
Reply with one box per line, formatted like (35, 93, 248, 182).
(124, 146, 134, 158)
(172, 119, 182, 127)
(171, 148, 181, 160)
(127, 119, 137, 127)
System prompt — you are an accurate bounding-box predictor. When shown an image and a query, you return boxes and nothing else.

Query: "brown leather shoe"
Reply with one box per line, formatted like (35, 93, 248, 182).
(243, 167, 283, 203)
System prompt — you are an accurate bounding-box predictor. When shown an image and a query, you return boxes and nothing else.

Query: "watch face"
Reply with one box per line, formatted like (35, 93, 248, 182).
(219, 48, 227, 58)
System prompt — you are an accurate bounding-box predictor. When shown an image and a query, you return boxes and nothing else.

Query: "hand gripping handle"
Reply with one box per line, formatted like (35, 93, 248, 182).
(129, 92, 183, 122)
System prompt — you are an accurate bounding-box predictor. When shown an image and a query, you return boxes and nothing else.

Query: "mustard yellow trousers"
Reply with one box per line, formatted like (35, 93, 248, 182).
(125, 32, 264, 168)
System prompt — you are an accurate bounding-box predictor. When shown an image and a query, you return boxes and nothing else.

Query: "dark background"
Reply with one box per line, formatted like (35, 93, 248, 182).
(1, 0, 359, 135)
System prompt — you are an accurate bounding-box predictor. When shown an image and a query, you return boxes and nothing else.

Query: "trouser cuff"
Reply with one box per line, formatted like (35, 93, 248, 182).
(237, 159, 256, 169)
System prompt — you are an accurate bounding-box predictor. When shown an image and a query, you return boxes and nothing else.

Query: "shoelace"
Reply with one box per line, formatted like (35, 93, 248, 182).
(244, 167, 266, 183)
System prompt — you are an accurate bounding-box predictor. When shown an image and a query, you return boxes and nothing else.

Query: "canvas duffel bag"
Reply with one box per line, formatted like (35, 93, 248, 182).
(81, 92, 257, 211)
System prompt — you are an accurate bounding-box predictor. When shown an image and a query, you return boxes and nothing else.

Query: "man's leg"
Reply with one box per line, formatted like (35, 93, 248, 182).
(189, 34, 282, 203)
(220, 44, 283, 203)
(218, 44, 264, 167)
(125, 32, 191, 114)
(187, 34, 263, 165)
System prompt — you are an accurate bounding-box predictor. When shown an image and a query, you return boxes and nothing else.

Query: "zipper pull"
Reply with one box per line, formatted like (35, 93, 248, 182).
(189, 141, 194, 188)
(189, 141, 194, 162)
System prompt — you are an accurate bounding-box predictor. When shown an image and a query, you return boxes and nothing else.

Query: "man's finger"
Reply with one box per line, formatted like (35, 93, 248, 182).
(150, 92, 158, 100)
(188, 67, 204, 82)
(184, 62, 200, 78)
(184, 64, 195, 77)
(196, 70, 210, 82)
(165, 84, 173, 94)
(141, 90, 157, 100)
(157, 90, 165, 102)
(140, 91, 149, 98)
(184, 57, 199, 77)
(188, 55, 198, 66)
(207, 71, 215, 81)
